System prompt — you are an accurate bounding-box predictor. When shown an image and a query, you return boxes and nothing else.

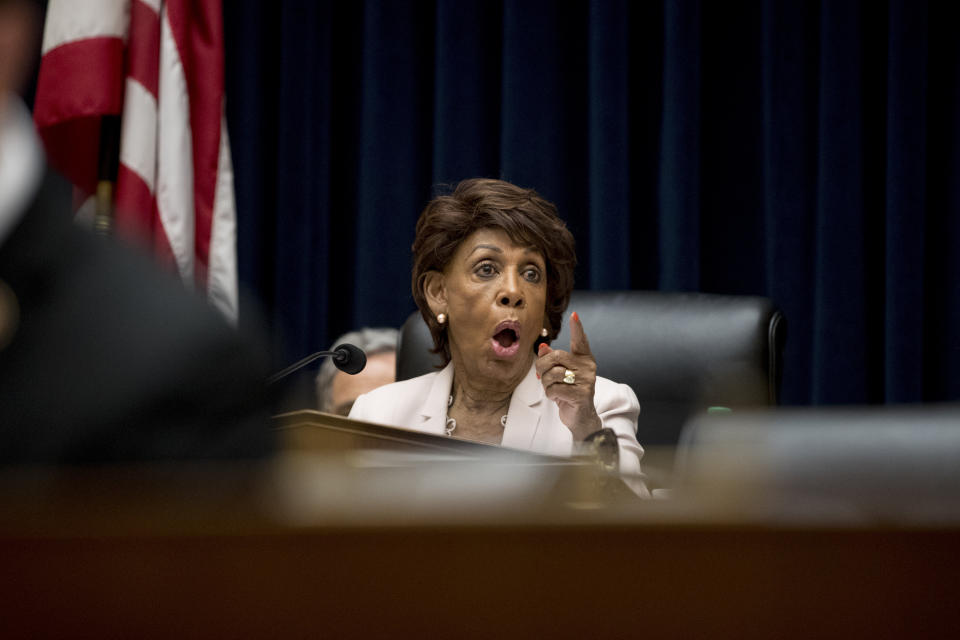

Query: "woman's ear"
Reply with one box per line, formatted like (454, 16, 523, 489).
(422, 270, 446, 317)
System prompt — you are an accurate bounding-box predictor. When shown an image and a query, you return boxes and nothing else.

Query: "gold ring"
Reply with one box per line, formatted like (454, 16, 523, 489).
(562, 369, 576, 384)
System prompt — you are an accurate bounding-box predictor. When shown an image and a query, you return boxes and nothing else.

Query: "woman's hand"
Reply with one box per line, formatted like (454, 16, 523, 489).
(536, 311, 602, 440)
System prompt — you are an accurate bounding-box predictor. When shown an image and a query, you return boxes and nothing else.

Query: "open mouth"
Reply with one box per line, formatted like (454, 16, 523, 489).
(491, 321, 521, 358)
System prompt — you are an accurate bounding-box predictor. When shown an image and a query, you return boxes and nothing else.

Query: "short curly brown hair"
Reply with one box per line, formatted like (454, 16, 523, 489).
(411, 178, 577, 364)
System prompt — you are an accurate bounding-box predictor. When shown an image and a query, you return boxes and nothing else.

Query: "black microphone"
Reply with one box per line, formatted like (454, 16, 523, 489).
(328, 343, 366, 374)
(266, 343, 367, 385)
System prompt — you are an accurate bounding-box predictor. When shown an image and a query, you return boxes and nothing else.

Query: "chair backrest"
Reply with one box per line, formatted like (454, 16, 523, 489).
(396, 290, 786, 447)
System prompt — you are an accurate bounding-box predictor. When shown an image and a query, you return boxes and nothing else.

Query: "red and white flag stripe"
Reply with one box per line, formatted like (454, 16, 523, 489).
(33, 0, 238, 322)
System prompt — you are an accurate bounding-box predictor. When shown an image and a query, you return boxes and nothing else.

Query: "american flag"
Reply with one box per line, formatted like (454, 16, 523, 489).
(33, 0, 238, 323)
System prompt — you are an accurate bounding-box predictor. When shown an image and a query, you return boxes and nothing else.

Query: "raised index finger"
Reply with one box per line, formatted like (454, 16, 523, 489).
(569, 311, 593, 357)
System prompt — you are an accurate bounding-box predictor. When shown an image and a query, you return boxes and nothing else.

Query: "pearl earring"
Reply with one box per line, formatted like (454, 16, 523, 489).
(437, 313, 447, 325)
(540, 328, 548, 337)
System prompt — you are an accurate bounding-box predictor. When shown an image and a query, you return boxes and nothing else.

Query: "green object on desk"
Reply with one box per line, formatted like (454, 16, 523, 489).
(707, 406, 733, 414)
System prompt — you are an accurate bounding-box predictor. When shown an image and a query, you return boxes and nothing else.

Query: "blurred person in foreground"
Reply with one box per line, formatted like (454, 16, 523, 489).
(316, 327, 398, 416)
(0, 0, 272, 464)
(350, 178, 646, 494)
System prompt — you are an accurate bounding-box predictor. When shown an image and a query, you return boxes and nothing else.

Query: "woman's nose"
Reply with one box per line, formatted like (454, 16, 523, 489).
(498, 271, 524, 307)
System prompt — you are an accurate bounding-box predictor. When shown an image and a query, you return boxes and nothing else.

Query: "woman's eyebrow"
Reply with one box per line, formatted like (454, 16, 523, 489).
(468, 243, 503, 256)
(521, 247, 544, 262)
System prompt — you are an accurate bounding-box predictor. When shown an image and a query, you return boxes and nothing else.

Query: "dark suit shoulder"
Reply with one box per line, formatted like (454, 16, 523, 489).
(0, 173, 274, 464)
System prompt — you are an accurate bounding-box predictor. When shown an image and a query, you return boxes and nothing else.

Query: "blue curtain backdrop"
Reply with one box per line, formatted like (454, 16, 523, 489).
(223, 0, 960, 406)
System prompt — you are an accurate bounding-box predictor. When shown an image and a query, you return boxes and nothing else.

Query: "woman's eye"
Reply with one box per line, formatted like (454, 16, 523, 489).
(476, 263, 497, 277)
(523, 268, 541, 282)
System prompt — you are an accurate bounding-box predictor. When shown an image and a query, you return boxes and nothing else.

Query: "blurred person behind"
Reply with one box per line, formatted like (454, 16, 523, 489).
(0, 0, 273, 464)
(316, 327, 398, 416)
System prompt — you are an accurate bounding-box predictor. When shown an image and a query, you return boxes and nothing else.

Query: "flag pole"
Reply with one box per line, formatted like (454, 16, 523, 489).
(94, 115, 121, 235)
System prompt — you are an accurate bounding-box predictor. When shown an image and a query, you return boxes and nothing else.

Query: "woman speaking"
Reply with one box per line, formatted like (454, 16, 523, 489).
(350, 178, 645, 489)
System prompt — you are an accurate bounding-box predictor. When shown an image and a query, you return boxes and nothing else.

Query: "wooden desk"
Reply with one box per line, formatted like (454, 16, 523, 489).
(1, 454, 958, 639)
(2, 411, 958, 638)
(274, 408, 562, 457)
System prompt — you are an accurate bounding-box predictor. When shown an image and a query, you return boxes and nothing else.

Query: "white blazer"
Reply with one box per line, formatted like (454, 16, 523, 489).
(349, 362, 647, 490)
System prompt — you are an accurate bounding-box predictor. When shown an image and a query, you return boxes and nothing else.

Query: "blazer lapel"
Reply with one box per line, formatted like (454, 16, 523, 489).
(501, 364, 544, 450)
(417, 362, 455, 435)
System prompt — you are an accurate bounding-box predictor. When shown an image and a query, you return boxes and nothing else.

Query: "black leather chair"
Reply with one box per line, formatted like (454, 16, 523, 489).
(396, 290, 786, 449)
